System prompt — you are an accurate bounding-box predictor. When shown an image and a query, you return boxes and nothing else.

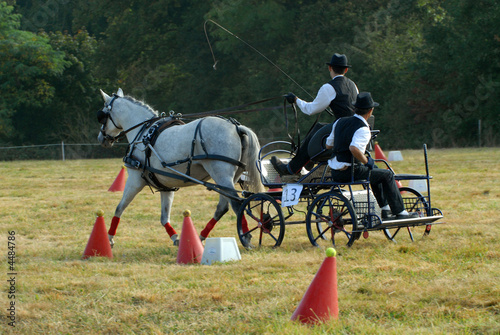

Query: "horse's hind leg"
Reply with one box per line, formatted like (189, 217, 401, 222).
(200, 195, 230, 240)
(160, 191, 179, 246)
(108, 170, 145, 247)
(199, 159, 242, 240)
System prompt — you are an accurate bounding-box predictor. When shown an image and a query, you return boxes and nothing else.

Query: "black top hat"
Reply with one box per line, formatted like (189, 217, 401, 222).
(326, 53, 351, 68)
(353, 92, 379, 109)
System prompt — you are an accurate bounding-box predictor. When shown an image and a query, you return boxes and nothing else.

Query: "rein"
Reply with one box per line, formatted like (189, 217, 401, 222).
(176, 96, 283, 119)
(101, 96, 283, 143)
(101, 94, 302, 161)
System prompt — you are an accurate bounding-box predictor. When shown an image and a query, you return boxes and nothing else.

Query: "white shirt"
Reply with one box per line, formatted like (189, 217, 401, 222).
(325, 114, 371, 170)
(295, 75, 359, 116)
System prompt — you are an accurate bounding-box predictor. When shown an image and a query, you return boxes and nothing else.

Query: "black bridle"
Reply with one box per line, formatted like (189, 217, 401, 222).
(97, 94, 123, 142)
(97, 94, 166, 144)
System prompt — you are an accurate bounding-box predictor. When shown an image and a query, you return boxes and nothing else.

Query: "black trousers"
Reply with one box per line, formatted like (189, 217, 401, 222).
(332, 165, 405, 215)
(288, 123, 327, 173)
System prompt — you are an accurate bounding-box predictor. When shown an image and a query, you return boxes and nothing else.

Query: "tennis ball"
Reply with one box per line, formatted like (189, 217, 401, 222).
(326, 247, 337, 257)
(96, 209, 104, 217)
(183, 210, 191, 217)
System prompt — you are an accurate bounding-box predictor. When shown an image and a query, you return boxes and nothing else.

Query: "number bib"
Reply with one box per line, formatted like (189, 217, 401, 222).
(281, 184, 303, 207)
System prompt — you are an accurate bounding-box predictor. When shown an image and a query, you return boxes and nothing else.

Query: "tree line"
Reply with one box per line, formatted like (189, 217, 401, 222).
(1, 0, 499, 150)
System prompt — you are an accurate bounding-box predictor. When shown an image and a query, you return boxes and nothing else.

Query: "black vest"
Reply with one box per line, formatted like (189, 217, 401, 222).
(328, 76, 358, 119)
(332, 116, 368, 163)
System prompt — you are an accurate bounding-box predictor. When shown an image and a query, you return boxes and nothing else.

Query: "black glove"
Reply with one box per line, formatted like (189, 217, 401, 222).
(284, 92, 297, 104)
(365, 156, 375, 170)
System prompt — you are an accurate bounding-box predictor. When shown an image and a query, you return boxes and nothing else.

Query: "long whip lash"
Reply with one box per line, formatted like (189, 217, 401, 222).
(204, 19, 314, 100)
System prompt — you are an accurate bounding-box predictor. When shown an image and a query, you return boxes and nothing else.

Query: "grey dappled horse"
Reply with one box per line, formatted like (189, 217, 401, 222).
(97, 89, 264, 247)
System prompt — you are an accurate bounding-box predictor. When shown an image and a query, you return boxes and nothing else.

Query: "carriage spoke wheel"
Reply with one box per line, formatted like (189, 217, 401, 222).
(236, 193, 285, 249)
(306, 192, 358, 248)
(383, 187, 432, 243)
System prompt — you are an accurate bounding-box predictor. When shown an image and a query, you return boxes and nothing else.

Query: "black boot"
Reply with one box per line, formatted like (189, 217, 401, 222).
(270, 156, 292, 176)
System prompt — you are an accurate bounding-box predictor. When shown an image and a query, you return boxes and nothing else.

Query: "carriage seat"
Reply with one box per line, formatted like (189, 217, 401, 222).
(307, 123, 333, 162)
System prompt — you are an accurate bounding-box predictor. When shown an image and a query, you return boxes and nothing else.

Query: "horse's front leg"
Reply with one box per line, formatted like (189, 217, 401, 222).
(160, 191, 179, 246)
(108, 170, 145, 248)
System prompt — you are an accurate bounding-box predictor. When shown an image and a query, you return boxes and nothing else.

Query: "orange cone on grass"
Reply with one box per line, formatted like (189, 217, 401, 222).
(176, 210, 204, 264)
(108, 166, 127, 192)
(374, 143, 403, 188)
(374, 142, 388, 161)
(291, 248, 339, 324)
(82, 210, 113, 259)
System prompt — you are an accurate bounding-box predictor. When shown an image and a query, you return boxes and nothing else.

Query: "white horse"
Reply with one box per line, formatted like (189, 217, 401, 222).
(97, 88, 264, 247)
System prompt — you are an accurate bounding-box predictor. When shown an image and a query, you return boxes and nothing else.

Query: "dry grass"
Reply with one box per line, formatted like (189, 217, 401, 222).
(0, 147, 499, 334)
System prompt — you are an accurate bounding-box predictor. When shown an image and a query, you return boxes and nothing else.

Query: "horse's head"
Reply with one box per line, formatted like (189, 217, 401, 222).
(97, 88, 125, 147)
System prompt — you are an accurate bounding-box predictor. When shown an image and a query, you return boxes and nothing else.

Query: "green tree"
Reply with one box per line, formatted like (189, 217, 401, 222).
(0, 1, 67, 142)
(416, 0, 500, 146)
(12, 30, 102, 145)
(8, 0, 499, 148)
(73, 1, 213, 114)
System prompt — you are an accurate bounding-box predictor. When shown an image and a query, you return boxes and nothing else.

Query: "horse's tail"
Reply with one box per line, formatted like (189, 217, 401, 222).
(237, 125, 266, 193)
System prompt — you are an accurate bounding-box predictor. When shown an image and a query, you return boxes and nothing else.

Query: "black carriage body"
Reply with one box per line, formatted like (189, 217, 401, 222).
(236, 141, 444, 248)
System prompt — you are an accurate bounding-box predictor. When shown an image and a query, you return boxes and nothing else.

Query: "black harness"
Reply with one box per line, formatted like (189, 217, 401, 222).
(98, 95, 248, 193)
(123, 116, 247, 193)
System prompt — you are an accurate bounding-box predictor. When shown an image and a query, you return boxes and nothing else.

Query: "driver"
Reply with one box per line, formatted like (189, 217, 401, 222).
(271, 53, 358, 176)
(326, 92, 418, 220)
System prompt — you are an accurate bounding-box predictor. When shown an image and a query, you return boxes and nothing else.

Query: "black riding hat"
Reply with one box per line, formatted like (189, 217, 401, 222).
(326, 53, 351, 68)
(353, 92, 379, 109)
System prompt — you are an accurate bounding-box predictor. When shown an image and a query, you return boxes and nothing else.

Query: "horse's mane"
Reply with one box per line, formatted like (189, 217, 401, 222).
(123, 95, 159, 116)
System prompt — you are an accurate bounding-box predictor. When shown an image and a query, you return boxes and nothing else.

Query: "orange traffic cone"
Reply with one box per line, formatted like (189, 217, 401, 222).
(374, 142, 403, 188)
(82, 210, 113, 259)
(108, 166, 127, 192)
(176, 210, 204, 264)
(291, 248, 339, 324)
(374, 142, 388, 161)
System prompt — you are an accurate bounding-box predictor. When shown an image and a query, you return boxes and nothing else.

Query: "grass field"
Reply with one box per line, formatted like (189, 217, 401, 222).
(0, 147, 499, 334)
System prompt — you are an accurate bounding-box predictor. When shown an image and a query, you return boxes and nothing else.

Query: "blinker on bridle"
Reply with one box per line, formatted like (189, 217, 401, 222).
(97, 94, 122, 129)
(97, 93, 165, 144)
(97, 93, 125, 143)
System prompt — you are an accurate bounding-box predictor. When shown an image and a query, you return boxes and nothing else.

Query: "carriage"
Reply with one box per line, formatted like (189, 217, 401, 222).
(96, 89, 443, 250)
(235, 140, 444, 249)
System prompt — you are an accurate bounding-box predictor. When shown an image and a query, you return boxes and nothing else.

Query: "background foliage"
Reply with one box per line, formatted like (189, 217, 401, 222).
(1, 0, 499, 149)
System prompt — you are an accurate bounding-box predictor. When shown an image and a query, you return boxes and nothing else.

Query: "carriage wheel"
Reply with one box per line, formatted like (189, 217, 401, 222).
(306, 192, 358, 248)
(236, 193, 285, 249)
(383, 187, 432, 243)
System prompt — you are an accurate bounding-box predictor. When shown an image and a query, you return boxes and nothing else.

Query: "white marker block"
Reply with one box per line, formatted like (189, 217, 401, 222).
(388, 151, 403, 161)
(201, 237, 241, 265)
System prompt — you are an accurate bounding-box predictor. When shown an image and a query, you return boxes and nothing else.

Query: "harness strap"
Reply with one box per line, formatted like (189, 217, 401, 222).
(144, 165, 241, 201)
(127, 153, 246, 171)
(129, 117, 246, 192)
(145, 169, 179, 192)
(186, 118, 247, 177)
(191, 154, 246, 169)
(186, 119, 205, 177)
